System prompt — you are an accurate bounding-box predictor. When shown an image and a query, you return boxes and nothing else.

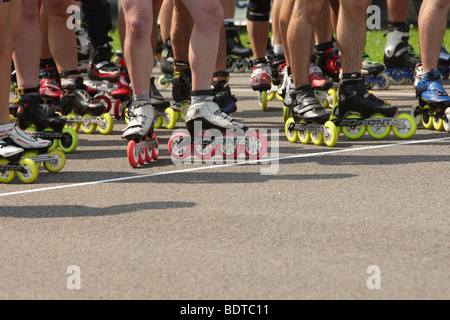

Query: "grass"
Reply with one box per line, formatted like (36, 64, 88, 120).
(109, 27, 450, 63)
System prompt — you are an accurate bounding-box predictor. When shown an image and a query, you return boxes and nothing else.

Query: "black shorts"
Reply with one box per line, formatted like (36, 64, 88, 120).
(246, 0, 271, 22)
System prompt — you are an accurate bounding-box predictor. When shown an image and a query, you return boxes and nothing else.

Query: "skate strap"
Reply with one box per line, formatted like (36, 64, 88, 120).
(59, 70, 80, 79)
(17, 87, 40, 96)
(294, 96, 322, 114)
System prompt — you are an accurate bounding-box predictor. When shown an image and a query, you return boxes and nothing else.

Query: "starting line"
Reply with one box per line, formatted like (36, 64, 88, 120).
(1, 136, 449, 198)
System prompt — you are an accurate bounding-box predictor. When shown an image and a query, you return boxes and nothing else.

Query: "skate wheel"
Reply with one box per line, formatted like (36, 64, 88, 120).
(298, 120, 311, 144)
(114, 99, 125, 120)
(310, 126, 324, 146)
(17, 158, 39, 184)
(10, 114, 15, 123)
(259, 91, 268, 111)
(276, 92, 284, 102)
(285, 118, 299, 143)
(81, 114, 97, 134)
(217, 132, 241, 159)
(433, 115, 444, 131)
(245, 130, 267, 159)
(235, 59, 247, 72)
(163, 108, 177, 129)
(315, 91, 328, 108)
(267, 90, 276, 102)
(59, 127, 79, 154)
(367, 114, 391, 139)
(154, 116, 163, 129)
(193, 132, 216, 160)
(23, 150, 40, 167)
(411, 103, 422, 127)
(158, 74, 170, 89)
(168, 131, 191, 159)
(0, 159, 16, 183)
(43, 148, 66, 173)
(392, 113, 417, 139)
(327, 88, 338, 108)
(421, 106, 434, 130)
(151, 133, 159, 160)
(127, 140, 140, 168)
(137, 142, 146, 165)
(95, 95, 112, 113)
(389, 70, 407, 85)
(376, 73, 390, 90)
(97, 113, 114, 135)
(283, 106, 290, 123)
(65, 113, 81, 132)
(444, 108, 450, 132)
(342, 115, 366, 140)
(324, 121, 338, 147)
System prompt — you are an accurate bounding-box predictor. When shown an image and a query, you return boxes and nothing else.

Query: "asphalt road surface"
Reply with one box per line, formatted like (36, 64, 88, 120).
(1, 69, 449, 301)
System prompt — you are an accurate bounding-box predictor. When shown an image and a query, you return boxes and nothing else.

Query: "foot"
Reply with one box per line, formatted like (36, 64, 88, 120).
(122, 100, 154, 140)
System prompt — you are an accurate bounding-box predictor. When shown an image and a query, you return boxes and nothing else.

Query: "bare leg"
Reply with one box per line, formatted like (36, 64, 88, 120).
(159, 0, 173, 43)
(387, 0, 410, 24)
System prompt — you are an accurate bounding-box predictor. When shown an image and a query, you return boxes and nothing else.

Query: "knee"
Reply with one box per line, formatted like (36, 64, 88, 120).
(20, 0, 40, 20)
(45, 0, 73, 18)
(432, 0, 450, 11)
(340, 0, 367, 14)
(194, 3, 223, 33)
(300, 0, 325, 24)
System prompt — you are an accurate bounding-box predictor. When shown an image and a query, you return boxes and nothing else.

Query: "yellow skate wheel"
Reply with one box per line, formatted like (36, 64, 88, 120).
(433, 115, 444, 131)
(10, 114, 15, 123)
(327, 87, 338, 108)
(0, 159, 16, 183)
(298, 120, 311, 144)
(283, 106, 290, 122)
(444, 108, 450, 132)
(97, 113, 114, 135)
(81, 114, 97, 134)
(276, 92, 284, 102)
(267, 90, 276, 102)
(259, 91, 268, 111)
(163, 108, 177, 129)
(285, 117, 299, 143)
(65, 113, 81, 132)
(324, 121, 338, 147)
(43, 128, 59, 151)
(59, 128, 78, 154)
(23, 150, 40, 167)
(310, 128, 324, 146)
(154, 116, 163, 129)
(43, 148, 66, 173)
(422, 106, 434, 130)
(342, 115, 366, 140)
(367, 114, 391, 139)
(410, 103, 422, 127)
(392, 113, 417, 139)
(17, 158, 39, 184)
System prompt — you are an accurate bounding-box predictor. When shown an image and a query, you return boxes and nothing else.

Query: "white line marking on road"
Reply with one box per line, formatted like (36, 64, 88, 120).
(1, 136, 449, 197)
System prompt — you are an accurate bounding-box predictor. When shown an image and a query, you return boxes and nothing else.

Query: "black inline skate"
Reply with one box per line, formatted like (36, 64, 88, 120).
(225, 22, 253, 73)
(330, 74, 416, 140)
(211, 71, 237, 115)
(411, 69, 450, 132)
(158, 38, 174, 89)
(59, 76, 114, 135)
(171, 63, 192, 121)
(285, 85, 338, 147)
(362, 52, 390, 90)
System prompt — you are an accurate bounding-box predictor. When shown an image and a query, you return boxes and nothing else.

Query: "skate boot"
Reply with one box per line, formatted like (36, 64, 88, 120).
(14, 93, 78, 154)
(384, 24, 420, 84)
(438, 45, 450, 79)
(251, 61, 272, 92)
(59, 76, 113, 135)
(172, 63, 192, 103)
(362, 52, 390, 90)
(284, 85, 338, 147)
(39, 64, 62, 108)
(158, 38, 174, 89)
(331, 74, 416, 140)
(75, 27, 90, 73)
(87, 41, 121, 83)
(212, 77, 237, 115)
(111, 72, 132, 120)
(316, 48, 341, 83)
(0, 138, 38, 184)
(150, 76, 177, 130)
(412, 69, 450, 132)
(122, 100, 159, 168)
(225, 22, 253, 73)
(169, 95, 267, 160)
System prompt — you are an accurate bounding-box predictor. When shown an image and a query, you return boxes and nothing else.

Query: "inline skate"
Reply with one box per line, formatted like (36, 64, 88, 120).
(59, 76, 114, 135)
(171, 64, 192, 121)
(362, 52, 390, 90)
(168, 95, 267, 161)
(225, 22, 253, 73)
(285, 85, 338, 147)
(158, 38, 174, 89)
(0, 139, 38, 184)
(122, 99, 159, 168)
(330, 75, 416, 140)
(438, 45, 450, 80)
(411, 69, 450, 132)
(211, 71, 238, 115)
(384, 24, 420, 85)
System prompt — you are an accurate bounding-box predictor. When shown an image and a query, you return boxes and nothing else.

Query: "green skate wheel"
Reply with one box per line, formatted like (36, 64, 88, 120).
(43, 148, 66, 173)
(298, 120, 311, 144)
(376, 73, 390, 90)
(433, 115, 444, 131)
(285, 117, 299, 143)
(444, 108, 450, 132)
(97, 113, 114, 135)
(17, 158, 39, 184)
(43, 128, 59, 151)
(0, 159, 16, 183)
(23, 150, 40, 167)
(65, 113, 81, 132)
(163, 108, 177, 129)
(310, 128, 324, 146)
(324, 121, 338, 147)
(267, 90, 276, 102)
(392, 113, 417, 139)
(154, 116, 163, 129)
(276, 92, 284, 102)
(158, 74, 170, 89)
(81, 114, 97, 134)
(342, 115, 366, 140)
(367, 114, 391, 139)
(259, 91, 268, 111)
(283, 106, 290, 122)
(327, 87, 338, 108)
(410, 103, 422, 127)
(59, 128, 78, 154)
(421, 106, 434, 130)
